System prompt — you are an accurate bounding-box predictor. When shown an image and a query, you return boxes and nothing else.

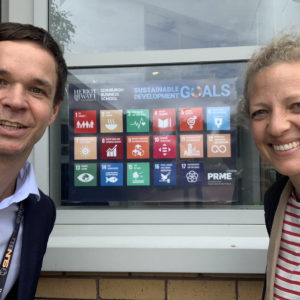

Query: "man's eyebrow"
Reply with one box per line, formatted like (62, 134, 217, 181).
(0, 69, 10, 76)
(0, 68, 54, 92)
(32, 78, 54, 92)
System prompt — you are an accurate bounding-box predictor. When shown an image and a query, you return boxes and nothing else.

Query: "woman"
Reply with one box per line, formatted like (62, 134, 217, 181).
(243, 33, 300, 299)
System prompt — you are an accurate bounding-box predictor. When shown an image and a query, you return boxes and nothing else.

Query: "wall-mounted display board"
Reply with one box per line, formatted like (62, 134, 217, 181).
(61, 62, 260, 206)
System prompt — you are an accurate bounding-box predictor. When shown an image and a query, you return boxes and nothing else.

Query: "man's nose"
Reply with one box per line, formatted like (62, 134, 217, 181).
(0, 84, 28, 110)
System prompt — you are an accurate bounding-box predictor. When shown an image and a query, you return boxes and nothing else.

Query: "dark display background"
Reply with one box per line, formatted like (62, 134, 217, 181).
(61, 63, 247, 206)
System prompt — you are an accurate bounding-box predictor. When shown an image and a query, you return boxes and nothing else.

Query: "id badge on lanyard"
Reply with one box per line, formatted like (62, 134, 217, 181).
(0, 202, 24, 297)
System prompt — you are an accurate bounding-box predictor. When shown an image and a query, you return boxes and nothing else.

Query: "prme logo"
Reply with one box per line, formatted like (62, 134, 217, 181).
(207, 172, 232, 180)
(180, 83, 231, 98)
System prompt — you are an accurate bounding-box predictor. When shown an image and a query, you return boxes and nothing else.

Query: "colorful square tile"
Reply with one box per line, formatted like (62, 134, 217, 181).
(74, 110, 97, 134)
(152, 108, 176, 132)
(153, 135, 177, 159)
(100, 136, 123, 159)
(74, 137, 97, 160)
(100, 163, 123, 186)
(180, 134, 204, 158)
(207, 134, 231, 158)
(127, 136, 150, 159)
(179, 107, 203, 131)
(153, 162, 176, 186)
(126, 109, 149, 132)
(100, 110, 123, 133)
(74, 163, 97, 186)
(206, 106, 230, 130)
(180, 162, 204, 185)
(127, 162, 150, 186)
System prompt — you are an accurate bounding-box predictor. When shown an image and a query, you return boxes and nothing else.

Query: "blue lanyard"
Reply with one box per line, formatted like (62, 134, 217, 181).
(0, 202, 24, 298)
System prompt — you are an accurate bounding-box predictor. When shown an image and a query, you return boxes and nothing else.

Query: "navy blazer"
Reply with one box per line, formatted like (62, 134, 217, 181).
(262, 175, 289, 300)
(5, 190, 56, 300)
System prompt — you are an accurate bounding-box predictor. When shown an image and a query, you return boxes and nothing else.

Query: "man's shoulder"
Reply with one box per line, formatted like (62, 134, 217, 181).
(38, 189, 55, 205)
(24, 189, 56, 227)
(37, 189, 56, 217)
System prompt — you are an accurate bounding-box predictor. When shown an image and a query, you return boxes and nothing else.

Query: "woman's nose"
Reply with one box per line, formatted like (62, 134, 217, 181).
(267, 109, 290, 136)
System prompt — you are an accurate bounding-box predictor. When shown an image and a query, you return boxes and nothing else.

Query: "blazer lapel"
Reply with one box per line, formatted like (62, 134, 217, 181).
(265, 180, 292, 299)
(17, 196, 49, 300)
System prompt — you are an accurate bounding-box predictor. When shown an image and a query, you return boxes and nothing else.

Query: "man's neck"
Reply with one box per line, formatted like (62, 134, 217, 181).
(0, 156, 27, 202)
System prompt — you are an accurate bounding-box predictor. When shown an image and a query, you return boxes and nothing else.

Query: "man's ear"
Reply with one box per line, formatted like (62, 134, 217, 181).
(48, 102, 61, 126)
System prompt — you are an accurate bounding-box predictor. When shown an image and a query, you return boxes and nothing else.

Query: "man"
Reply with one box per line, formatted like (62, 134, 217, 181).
(0, 22, 67, 299)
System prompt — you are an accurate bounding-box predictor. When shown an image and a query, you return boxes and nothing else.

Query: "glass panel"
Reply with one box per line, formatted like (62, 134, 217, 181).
(49, 0, 300, 54)
(50, 62, 264, 208)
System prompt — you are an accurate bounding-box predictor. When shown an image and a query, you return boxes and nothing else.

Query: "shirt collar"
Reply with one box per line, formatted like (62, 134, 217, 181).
(0, 161, 40, 210)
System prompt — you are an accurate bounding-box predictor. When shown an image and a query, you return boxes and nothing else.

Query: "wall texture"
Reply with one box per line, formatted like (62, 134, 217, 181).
(35, 272, 264, 300)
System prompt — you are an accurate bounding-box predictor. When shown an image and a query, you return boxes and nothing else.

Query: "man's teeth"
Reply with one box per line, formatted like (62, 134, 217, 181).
(273, 142, 300, 151)
(0, 121, 23, 129)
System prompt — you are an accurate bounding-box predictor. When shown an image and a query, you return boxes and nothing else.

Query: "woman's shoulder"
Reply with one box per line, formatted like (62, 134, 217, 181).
(264, 175, 289, 207)
(264, 175, 289, 235)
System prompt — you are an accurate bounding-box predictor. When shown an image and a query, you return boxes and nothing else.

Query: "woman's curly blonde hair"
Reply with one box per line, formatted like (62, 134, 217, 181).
(242, 31, 300, 116)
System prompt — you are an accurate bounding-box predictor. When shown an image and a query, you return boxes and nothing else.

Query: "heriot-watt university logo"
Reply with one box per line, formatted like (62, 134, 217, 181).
(73, 89, 97, 102)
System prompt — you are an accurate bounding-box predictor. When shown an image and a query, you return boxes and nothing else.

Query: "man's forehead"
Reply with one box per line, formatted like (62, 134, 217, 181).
(0, 40, 56, 62)
(0, 40, 58, 92)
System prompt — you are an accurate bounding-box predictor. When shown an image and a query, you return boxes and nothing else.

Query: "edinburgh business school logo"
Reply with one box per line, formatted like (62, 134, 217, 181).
(73, 88, 98, 102)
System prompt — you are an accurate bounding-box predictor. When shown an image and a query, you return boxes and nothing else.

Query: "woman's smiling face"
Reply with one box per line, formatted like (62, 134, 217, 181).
(249, 62, 300, 178)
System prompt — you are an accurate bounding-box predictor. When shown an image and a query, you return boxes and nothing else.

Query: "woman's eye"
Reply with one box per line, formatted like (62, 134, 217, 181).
(293, 102, 300, 110)
(251, 109, 267, 120)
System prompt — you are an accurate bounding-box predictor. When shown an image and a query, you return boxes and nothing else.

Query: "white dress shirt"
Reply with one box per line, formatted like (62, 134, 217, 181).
(0, 161, 40, 299)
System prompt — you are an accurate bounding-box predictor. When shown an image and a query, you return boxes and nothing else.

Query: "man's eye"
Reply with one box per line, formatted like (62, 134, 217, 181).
(0, 79, 8, 87)
(30, 87, 43, 94)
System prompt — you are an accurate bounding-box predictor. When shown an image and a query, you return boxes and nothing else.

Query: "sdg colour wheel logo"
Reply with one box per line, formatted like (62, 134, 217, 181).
(191, 85, 203, 98)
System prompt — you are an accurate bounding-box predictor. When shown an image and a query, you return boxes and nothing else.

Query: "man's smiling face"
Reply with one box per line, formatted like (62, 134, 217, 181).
(0, 40, 60, 161)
